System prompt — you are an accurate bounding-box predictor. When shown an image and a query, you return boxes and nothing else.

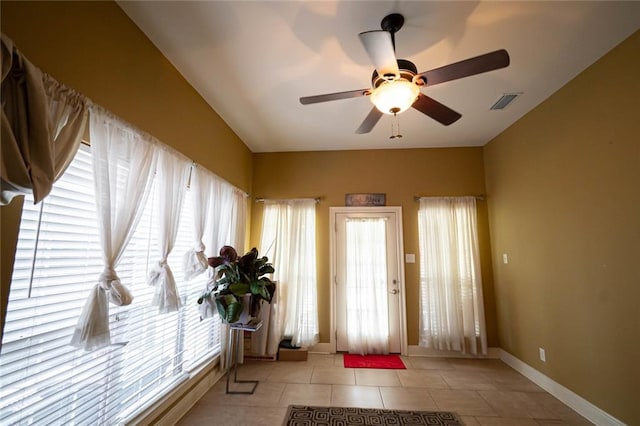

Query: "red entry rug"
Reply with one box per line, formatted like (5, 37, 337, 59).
(343, 354, 406, 369)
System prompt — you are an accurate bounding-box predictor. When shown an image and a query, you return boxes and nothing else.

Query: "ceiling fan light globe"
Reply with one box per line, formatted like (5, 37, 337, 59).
(370, 79, 419, 115)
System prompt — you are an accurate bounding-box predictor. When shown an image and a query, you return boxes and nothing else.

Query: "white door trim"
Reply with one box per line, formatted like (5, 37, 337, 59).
(329, 206, 408, 356)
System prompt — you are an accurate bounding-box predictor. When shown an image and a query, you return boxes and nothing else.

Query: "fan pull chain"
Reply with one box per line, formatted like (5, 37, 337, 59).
(389, 113, 403, 139)
(389, 116, 394, 139)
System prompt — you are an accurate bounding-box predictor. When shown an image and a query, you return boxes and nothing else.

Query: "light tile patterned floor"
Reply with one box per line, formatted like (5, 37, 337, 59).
(177, 354, 592, 425)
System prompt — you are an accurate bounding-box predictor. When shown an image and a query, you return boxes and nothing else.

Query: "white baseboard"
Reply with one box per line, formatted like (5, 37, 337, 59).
(407, 345, 501, 359)
(499, 349, 625, 426)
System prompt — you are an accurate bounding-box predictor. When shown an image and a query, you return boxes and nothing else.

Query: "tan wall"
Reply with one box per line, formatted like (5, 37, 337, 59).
(484, 31, 640, 424)
(250, 148, 497, 347)
(0, 1, 252, 341)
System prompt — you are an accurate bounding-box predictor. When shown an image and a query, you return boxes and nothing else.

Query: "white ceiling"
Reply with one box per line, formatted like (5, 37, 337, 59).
(118, 1, 639, 153)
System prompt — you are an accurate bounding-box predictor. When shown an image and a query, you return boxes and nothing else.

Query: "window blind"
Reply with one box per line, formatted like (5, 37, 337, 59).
(0, 146, 222, 425)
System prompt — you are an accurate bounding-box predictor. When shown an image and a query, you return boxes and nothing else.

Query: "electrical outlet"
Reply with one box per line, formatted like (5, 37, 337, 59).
(539, 347, 546, 362)
(502, 253, 509, 264)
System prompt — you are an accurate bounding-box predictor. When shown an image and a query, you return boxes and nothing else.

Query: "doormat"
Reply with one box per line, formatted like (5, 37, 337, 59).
(343, 354, 406, 369)
(283, 406, 463, 425)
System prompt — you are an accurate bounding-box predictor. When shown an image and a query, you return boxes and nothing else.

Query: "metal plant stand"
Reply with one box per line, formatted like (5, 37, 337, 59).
(225, 319, 263, 394)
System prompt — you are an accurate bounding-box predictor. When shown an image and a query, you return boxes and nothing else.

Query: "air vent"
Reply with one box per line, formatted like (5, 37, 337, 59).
(490, 92, 522, 110)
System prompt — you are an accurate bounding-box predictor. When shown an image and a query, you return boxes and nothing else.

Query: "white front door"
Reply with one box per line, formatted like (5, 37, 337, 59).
(331, 207, 405, 354)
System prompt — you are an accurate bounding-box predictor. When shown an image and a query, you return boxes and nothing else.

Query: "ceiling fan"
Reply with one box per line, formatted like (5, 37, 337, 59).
(299, 13, 510, 134)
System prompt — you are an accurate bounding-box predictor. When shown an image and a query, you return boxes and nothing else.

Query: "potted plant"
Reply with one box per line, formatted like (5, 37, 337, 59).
(197, 246, 276, 324)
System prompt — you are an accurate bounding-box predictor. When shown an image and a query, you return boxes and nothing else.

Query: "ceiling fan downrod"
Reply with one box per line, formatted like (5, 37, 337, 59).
(380, 13, 404, 51)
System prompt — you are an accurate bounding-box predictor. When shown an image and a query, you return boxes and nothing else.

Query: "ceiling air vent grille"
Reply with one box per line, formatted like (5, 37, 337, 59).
(490, 92, 522, 110)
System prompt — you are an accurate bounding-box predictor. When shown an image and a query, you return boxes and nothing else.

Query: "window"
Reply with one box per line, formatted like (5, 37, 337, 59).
(417, 197, 487, 355)
(0, 146, 221, 424)
(260, 199, 319, 350)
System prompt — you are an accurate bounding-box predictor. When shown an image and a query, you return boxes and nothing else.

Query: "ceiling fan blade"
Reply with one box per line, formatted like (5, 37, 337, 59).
(417, 49, 510, 87)
(356, 107, 384, 134)
(412, 93, 461, 126)
(358, 30, 400, 79)
(300, 88, 370, 105)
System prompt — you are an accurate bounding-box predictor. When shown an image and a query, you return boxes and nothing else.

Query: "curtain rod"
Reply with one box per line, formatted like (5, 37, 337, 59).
(414, 195, 485, 202)
(255, 197, 321, 203)
(79, 112, 248, 198)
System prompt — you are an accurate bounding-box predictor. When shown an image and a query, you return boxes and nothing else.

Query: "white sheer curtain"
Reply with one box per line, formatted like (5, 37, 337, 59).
(1, 34, 90, 205)
(418, 197, 487, 355)
(345, 218, 390, 355)
(70, 106, 157, 351)
(195, 173, 235, 319)
(260, 199, 319, 352)
(229, 189, 247, 250)
(182, 165, 211, 281)
(208, 176, 234, 251)
(218, 188, 247, 369)
(147, 148, 191, 313)
(188, 167, 246, 368)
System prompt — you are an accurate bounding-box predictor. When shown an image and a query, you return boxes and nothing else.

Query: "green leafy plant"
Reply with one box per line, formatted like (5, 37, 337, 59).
(197, 246, 276, 324)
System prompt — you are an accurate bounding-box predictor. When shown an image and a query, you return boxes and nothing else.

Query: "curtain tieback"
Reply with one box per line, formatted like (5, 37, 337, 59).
(98, 267, 133, 306)
(182, 247, 208, 281)
(99, 266, 119, 286)
(193, 247, 208, 268)
(148, 259, 169, 286)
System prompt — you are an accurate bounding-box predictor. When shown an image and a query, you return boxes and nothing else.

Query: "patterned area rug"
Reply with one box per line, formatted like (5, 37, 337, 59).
(343, 354, 406, 369)
(283, 405, 463, 425)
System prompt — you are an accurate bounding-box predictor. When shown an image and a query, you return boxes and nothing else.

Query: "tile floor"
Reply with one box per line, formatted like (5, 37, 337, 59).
(177, 354, 592, 425)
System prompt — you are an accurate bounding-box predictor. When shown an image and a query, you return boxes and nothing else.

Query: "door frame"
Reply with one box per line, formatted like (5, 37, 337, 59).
(329, 206, 408, 355)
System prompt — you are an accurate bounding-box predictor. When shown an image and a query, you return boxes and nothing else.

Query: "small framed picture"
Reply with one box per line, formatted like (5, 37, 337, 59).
(345, 193, 386, 206)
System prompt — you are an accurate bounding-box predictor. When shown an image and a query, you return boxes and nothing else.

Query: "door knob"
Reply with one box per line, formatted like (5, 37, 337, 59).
(390, 289, 399, 295)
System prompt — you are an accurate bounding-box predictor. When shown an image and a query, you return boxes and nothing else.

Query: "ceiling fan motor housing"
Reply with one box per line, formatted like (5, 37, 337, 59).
(371, 59, 418, 87)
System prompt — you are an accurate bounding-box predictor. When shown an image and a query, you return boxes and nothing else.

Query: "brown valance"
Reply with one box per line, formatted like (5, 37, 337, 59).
(1, 33, 90, 205)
